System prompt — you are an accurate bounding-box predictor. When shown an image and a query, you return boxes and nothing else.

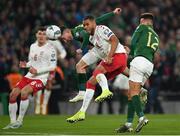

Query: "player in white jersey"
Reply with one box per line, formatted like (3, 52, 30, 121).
(67, 15, 127, 123)
(35, 38, 66, 115)
(3, 27, 57, 129)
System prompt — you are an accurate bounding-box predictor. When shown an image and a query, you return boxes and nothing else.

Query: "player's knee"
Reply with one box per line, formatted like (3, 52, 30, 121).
(9, 93, 17, 103)
(76, 62, 85, 72)
(9, 88, 20, 103)
(9, 94, 16, 103)
(20, 91, 29, 100)
(93, 69, 103, 78)
(130, 89, 140, 98)
(86, 80, 96, 90)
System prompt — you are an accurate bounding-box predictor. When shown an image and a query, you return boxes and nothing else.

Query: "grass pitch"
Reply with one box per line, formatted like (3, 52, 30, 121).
(0, 114, 180, 135)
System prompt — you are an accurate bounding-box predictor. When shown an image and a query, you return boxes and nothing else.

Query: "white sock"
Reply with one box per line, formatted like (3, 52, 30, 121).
(9, 102, 17, 123)
(96, 73, 109, 91)
(17, 99, 29, 123)
(43, 89, 51, 105)
(79, 90, 85, 96)
(125, 122, 132, 127)
(36, 90, 42, 105)
(80, 89, 94, 112)
(139, 116, 144, 122)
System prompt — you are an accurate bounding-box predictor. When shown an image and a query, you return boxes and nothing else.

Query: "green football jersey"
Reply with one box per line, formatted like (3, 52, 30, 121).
(130, 24, 159, 62)
(71, 12, 115, 50)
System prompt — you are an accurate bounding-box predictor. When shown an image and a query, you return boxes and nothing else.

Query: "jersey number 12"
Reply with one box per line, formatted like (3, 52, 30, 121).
(147, 32, 159, 51)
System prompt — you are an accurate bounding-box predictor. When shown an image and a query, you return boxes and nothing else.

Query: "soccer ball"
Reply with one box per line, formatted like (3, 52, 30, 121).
(46, 25, 61, 40)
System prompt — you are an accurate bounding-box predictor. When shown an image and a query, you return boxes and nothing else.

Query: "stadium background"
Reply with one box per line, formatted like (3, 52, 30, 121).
(0, 0, 179, 115)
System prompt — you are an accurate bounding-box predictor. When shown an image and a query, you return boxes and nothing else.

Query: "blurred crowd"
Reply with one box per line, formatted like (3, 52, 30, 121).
(0, 0, 179, 113)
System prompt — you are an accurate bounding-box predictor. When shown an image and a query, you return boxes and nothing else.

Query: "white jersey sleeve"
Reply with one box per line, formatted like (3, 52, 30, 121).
(48, 40, 67, 59)
(98, 25, 115, 40)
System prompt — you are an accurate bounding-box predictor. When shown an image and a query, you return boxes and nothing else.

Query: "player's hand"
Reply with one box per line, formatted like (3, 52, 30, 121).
(29, 67, 37, 74)
(113, 8, 122, 15)
(76, 49, 82, 54)
(104, 56, 113, 64)
(19, 61, 27, 68)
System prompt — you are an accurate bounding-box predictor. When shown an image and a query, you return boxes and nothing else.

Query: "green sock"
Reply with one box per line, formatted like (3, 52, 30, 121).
(132, 95, 144, 118)
(127, 100, 135, 123)
(78, 73, 87, 91)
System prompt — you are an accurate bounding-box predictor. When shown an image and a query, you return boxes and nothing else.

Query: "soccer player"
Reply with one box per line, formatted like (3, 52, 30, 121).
(60, 8, 122, 102)
(3, 27, 57, 129)
(116, 13, 159, 133)
(35, 35, 67, 115)
(66, 15, 127, 123)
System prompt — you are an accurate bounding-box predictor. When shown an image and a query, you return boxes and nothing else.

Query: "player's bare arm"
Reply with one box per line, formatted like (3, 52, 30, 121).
(104, 35, 119, 64)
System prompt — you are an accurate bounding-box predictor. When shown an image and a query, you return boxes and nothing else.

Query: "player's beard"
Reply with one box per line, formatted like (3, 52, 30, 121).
(91, 28, 95, 35)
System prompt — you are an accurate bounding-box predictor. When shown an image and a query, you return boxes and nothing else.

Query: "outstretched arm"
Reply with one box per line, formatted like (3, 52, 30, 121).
(95, 8, 122, 25)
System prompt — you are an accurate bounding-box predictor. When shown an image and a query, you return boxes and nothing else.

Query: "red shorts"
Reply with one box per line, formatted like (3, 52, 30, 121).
(100, 53, 127, 80)
(15, 77, 45, 94)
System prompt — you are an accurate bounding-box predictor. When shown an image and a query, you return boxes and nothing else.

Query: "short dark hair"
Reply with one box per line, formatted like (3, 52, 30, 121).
(140, 13, 154, 21)
(83, 15, 95, 21)
(36, 26, 46, 32)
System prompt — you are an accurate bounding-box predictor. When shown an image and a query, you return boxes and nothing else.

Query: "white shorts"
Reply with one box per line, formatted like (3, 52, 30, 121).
(81, 48, 101, 65)
(129, 56, 154, 86)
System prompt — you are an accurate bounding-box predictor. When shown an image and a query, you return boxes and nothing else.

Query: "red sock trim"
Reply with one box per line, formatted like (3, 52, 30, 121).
(21, 96, 28, 101)
(9, 99, 16, 104)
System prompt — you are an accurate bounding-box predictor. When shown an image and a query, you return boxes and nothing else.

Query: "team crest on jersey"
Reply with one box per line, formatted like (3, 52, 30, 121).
(51, 53, 55, 58)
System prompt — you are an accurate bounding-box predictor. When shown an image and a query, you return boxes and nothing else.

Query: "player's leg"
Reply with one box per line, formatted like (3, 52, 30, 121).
(14, 79, 44, 129)
(122, 66, 148, 105)
(67, 76, 97, 123)
(93, 65, 113, 102)
(35, 90, 42, 114)
(95, 53, 127, 102)
(129, 57, 153, 132)
(3, 88, 21, 129)
(69, 59, 88, 102)
(3, 77, 29, 129)
(69, 50, 99, 102)
(13, 84, 33, 128)
(116, 95, 134, 133)
(42, 80, 53, 115)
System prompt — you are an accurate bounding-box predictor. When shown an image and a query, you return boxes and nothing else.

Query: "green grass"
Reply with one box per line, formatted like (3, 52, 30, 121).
(0, 114, 180, 135)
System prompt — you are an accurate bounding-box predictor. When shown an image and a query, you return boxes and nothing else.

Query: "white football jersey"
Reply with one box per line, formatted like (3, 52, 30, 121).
(89, 25, 126, 59)
(48, 40, 67, 59)
(25, 41, 57, 85)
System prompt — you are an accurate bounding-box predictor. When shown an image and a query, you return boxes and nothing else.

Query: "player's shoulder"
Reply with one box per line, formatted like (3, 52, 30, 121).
(30, 41, 38, 48)
(46, 42, 56, 51)
(96, 25, 111, 34)
(97, 25, 110, 30)
(48, 40, 60, 46)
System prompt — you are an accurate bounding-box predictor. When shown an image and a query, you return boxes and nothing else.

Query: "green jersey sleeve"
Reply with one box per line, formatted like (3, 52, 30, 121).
(80, 30, 90, 50)
(71, 26, 90, 50)
(95, 12, 115, 25)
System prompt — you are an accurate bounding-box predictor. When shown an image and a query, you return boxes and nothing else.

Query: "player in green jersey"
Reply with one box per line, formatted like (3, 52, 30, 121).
(116, 13, 159, 133)
(60, 8, 122, 102)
